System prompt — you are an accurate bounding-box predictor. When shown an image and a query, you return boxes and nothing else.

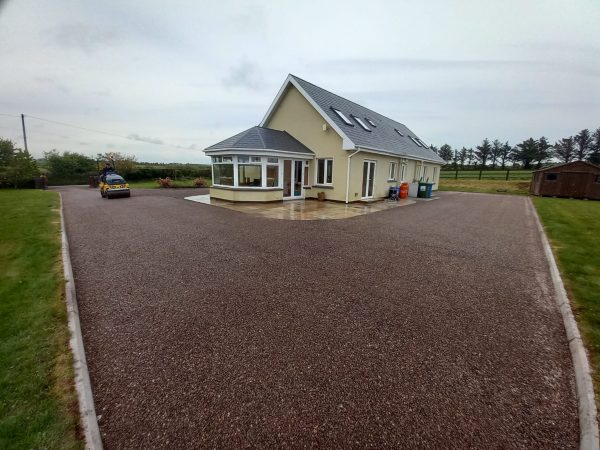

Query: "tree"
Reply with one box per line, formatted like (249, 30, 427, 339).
(574, 129, 592, 161)
(515, 138, 538, 169)
(451, 149, 460, 170)
(466, 148, 475, 167)
(490, 139, 503, 169)
(553, 137, 575, 163)
(97, 152, 137, 176)
(499, 141, 513, 169)
(0, 138, 15, 168)
(44, 150, 96, 181)
(534, 136, 553, 169)
(475, 138, 492, 168)
(459, 147, 467, 169)
(437, 144, 453, 165)
(5, 149, 38, 187)
(589, 127, 600, 165)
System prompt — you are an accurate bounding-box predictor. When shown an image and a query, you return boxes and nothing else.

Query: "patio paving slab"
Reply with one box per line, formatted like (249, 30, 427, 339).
(58, 186, 578, 449)
(184, 194, 416, 220)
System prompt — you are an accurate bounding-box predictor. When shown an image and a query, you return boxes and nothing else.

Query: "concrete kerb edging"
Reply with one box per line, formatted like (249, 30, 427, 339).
(529, 198, 599, 450)
(59, 193, 103, 450)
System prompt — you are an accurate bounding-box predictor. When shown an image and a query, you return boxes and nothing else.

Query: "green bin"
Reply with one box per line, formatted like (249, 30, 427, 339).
(417, 182, 433, 198)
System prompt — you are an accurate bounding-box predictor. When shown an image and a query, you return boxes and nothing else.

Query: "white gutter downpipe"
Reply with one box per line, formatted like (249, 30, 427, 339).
(345, 149, 361, 204)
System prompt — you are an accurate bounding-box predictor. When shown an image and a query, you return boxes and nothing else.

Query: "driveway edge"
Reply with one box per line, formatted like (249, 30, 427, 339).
(59, 193, 103, 450)
(529, 197, 599, 450)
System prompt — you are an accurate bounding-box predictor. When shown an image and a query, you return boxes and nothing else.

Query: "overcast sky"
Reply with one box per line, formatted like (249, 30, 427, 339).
(0, 0, 599, 163)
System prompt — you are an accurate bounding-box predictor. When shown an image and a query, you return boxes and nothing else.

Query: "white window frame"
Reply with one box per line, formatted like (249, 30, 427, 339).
(316, 158, 333, 185)
(365, 117, 376, 127)
(400, 162, 406, 182)
(331, 108, 354, 126)
(211, 155, 288, 189)
(388, 162, 397, 181)
(351, 115, 371, 131)
(394, 128, 404, 137)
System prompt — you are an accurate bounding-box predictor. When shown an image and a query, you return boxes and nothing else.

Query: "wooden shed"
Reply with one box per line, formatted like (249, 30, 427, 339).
(530, 161, 600, 200)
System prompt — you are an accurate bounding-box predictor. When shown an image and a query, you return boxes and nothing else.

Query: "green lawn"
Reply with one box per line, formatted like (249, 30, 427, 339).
(0, 190, 81, 449)
(127, 178, 209, 189)
(533, 197, 600, 400)
(438, 179, 531, 195)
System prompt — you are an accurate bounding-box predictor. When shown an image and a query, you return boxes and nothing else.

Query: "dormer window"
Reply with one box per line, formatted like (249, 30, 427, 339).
(351, 115, 371, 132)
(365, 118, 376, 127)
(331, 107, 354, 126)
(394, 129, 404, 137)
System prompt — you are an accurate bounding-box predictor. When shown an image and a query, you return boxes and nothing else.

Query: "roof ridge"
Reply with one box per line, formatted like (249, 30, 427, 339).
(255, 126, 267, 148)
(289, 74, 411, 131)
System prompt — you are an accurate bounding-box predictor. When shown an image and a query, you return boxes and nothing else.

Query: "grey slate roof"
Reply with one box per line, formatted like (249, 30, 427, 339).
(204, 126, 314, 155)
(289, 75, 444, 163)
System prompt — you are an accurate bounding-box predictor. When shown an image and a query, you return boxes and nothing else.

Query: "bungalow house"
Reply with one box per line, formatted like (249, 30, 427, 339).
(204, 74, 444, 203)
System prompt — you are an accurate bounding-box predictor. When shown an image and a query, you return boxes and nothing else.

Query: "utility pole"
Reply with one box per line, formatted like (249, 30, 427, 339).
(21, 114, 28, 151)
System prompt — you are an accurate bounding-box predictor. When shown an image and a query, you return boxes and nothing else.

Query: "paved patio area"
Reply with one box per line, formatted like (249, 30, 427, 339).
(58, 186, 578, 448)
(184, 194, 416, 220)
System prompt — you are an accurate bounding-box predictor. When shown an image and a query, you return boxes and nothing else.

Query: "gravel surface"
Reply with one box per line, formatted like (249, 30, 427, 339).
(59, 186, 578, 449)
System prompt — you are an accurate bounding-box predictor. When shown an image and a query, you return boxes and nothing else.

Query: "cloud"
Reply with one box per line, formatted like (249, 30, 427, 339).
(35, 76, 71, 94)
(222, 61, 266, 91)
(48, 22, 122, 53)
(127, 133, 164, 145)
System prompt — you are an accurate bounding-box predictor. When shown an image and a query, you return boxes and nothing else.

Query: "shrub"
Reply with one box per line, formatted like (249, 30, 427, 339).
(194, 177, 208, 187)
(157, 177, 173, 188)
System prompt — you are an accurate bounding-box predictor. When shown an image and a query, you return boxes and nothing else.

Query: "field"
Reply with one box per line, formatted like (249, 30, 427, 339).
(0, 191, 81, 449)
(438, 179, 531, 195)
(533, 197, 600, 400)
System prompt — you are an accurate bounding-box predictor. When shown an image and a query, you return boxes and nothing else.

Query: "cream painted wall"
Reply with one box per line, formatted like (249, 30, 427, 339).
(210, 187, 283, 202)
(265, 85, 348, 201)
(264, 84, 441, 202)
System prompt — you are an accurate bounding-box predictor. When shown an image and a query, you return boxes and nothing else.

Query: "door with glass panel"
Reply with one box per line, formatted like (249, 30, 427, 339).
(283, 160, 304, 199)
(362, 160, 376, 199)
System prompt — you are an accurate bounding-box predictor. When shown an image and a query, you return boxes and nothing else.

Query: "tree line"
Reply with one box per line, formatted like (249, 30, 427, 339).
(433, 126, 600, 170)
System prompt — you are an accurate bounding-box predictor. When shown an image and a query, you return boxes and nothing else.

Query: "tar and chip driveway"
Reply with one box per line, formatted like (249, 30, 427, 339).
(59, 186, 578, 448)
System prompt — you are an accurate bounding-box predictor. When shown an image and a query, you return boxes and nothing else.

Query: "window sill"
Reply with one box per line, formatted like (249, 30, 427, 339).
(212, 185, 283, 191)
(312, 184, 334, 189)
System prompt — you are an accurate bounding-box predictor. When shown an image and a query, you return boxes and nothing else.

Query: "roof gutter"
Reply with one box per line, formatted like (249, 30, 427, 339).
(345, 149, 361, 204)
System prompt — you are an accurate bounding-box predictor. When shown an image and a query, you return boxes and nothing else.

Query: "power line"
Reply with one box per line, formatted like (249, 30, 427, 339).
(1, 113, 196, 151)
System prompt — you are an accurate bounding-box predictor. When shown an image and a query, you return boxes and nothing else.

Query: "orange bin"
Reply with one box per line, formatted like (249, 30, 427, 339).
(399, 182, 409, 199)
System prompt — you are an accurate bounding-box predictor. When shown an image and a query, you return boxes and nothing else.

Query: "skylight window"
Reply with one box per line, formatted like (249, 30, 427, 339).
(409, 136, 422, 147)
(417, 138, 428, 148)
(351, 115, 371, 132)
(331, 107, 354, 126)
(365, 118, 377, 127)
(394, 129, 404, 137)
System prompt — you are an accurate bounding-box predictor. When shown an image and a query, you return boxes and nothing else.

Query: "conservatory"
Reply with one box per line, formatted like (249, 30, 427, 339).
(204, 126, 314, 202)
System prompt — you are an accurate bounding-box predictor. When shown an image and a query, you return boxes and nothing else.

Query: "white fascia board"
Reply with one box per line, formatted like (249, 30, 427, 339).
(204, 148, 314, 159)
(355, 145, 443, 165)
(259, 75, 356, 150)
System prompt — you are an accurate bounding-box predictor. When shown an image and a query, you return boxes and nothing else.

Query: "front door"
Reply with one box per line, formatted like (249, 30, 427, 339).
(283, 160, 304, 199)
(362, 160, 376, 199)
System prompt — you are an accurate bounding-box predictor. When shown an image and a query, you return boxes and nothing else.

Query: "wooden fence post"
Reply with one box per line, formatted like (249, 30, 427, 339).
(506, 170, 510, 181)
(479, 170, 483, 180)
(455, 169, 458, 179)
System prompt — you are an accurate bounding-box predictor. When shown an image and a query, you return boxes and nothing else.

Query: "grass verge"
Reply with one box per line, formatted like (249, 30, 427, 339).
(0, 190, 82, 449)
(438, 179, 531, 195)
(533, 197, 600, 404)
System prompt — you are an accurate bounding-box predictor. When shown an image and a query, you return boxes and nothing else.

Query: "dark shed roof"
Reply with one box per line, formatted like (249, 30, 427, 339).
(533, 161, 600, 172)
(205, 126, 314, 155)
